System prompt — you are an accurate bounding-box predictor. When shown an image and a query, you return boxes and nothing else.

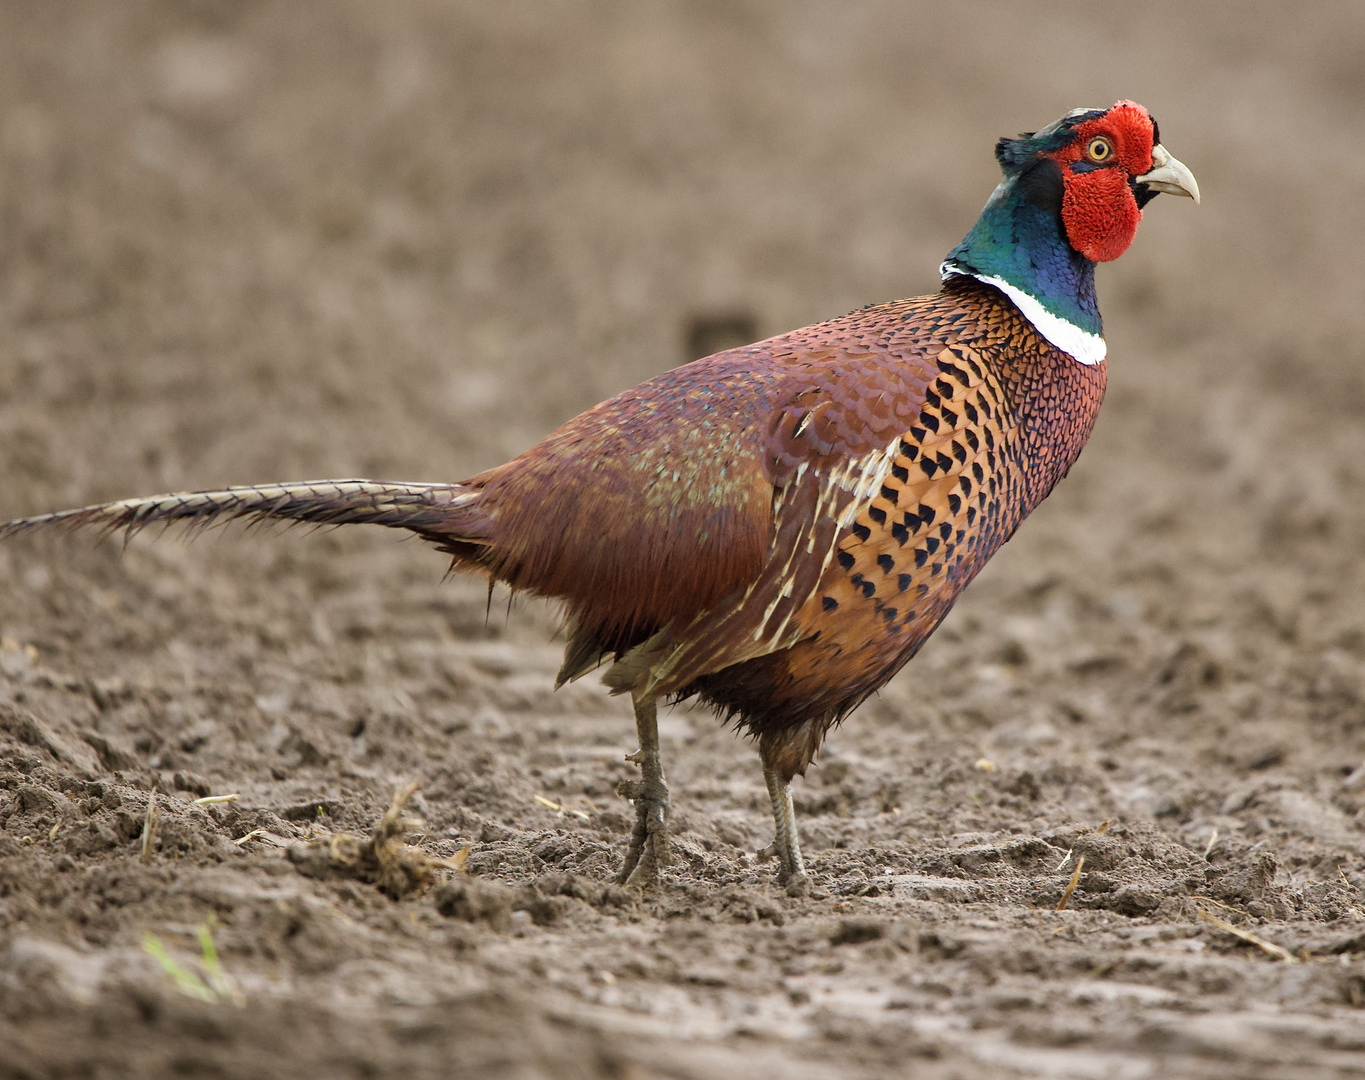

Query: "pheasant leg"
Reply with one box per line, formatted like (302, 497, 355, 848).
(616, 697, 669, 886)
(758, 768, 808, 889)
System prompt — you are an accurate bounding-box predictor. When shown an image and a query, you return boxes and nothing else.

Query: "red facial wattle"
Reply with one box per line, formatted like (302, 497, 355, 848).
(1060, 167, 1142, 262)
(1047, 99, 1157, 263)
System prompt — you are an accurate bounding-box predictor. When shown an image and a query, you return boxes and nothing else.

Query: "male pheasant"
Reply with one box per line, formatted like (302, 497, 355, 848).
(0, 101, 1197, 888)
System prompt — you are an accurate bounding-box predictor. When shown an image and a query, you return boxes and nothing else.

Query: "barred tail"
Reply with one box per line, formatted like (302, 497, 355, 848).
(0, 479, 488, 545)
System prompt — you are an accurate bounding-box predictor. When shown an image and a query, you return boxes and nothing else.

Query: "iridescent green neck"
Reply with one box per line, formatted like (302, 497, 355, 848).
(941, 164, 1101, 339)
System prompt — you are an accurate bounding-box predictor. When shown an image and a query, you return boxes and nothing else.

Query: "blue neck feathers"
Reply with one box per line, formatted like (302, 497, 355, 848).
(941, 161, 1101, 337)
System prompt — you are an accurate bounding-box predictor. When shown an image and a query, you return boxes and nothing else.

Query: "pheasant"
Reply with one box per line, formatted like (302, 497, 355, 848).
(0, 101, 1197, 889)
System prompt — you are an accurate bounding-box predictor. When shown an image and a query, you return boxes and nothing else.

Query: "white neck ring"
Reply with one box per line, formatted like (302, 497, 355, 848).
(940, 264, 1107, 366)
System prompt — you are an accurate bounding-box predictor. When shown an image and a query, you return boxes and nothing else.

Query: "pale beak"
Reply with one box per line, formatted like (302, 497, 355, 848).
(1137, 144, 1200, 204)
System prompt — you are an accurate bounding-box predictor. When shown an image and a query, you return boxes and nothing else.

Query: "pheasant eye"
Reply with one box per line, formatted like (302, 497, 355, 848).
(1086, 136, 1113, 163)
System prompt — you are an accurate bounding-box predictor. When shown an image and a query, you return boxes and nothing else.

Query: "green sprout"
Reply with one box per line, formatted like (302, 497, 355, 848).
(142, 917, 244, 1006)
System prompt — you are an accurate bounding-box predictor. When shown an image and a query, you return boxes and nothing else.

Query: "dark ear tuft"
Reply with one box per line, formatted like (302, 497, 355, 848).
(1015, 157, 1064, 215)
(994, 133, 1037, 171)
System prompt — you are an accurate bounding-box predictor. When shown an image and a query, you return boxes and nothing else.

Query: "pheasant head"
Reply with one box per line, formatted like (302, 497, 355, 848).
(942, 100, 1199, 364)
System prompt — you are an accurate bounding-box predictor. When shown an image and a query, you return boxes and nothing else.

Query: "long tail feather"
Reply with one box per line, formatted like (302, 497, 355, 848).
(0, 479, 482, 544)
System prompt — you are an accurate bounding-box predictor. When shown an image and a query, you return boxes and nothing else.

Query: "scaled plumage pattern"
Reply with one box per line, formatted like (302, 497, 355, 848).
(0, 101, 1198, 888)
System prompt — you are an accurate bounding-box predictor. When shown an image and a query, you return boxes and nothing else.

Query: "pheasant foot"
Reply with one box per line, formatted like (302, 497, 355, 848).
(758, 767, 808, 893)
(616, 698, 669, 887)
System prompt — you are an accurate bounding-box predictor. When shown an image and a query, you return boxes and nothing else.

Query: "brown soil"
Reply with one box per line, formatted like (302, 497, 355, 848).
(4, 3, 1365, 1077)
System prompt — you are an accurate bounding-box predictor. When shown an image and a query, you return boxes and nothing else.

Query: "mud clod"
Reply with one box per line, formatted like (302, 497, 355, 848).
(1207, 853, 1280, 905)
(434, 877, 517, 931)
(1111, 884, 1163, 917)
(830, 917, 888, 946)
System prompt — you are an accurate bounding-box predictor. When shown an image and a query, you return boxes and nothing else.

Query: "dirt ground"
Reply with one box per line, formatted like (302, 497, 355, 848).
(2, 3, 1365, 1077)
